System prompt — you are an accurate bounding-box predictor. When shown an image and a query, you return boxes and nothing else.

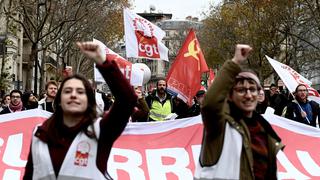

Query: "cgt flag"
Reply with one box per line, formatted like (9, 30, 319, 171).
(123, 8, 168, 61)
(166, 29, 209, 105)
(266, 55, 320, 104)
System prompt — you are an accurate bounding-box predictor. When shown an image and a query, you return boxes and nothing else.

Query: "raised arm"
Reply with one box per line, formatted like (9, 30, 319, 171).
(201, 44, 252, 136)
(77, 41, 137, 138)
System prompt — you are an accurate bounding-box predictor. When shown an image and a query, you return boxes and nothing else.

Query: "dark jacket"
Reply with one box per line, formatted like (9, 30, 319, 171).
(0, 106, 26, 114)
(145, 89, 172, 107)
(172, 96, 190, 119)
(23, 60, 137, 179)
(131, 97, 150, 122)
(256, 102, 268, 114)
(188, 102, 201, 117)
(198, 60, 284, 179)
(285, 100, 320, 127)
(268, 93, 288, 115)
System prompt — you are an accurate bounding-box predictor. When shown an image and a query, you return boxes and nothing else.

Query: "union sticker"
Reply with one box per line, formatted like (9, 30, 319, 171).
(74, 141, 90, 167)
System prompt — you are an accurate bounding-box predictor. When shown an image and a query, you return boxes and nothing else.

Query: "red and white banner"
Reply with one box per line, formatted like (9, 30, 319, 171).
(166, 29, 209, 105)
(0, 110, 51, 180)
(1, 109, 320, 179)
(123, 8, 168, 61)
(266, 55, 320, 104)
(93, 39, 144, 86)
(263, 111, 320, 179)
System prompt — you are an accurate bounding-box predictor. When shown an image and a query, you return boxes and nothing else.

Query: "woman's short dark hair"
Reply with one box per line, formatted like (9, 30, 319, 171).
(229, 70, 262, 96)
(46, 74, 97, 140)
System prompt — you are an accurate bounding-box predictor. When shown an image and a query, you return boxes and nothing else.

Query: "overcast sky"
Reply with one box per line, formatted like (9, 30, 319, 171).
(132, 0, 219, 20)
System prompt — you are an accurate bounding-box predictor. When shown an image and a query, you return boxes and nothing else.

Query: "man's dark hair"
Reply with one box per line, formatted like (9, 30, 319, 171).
(270, 83, 277, 88)
(10, 89, 22, 97)
(156, 78, 167, 87)
(295, 84, 308, 93)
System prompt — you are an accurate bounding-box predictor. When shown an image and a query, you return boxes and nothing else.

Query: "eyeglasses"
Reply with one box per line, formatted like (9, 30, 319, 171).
(233, 87, 258, 96)
(11, 95, 21, 99)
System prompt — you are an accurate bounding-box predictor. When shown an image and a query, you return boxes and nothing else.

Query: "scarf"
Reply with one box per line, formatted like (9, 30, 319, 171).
(9, 101, 23, 112)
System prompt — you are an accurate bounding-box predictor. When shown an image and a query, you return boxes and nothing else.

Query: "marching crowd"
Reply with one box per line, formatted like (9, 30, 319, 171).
(0, 42, 319, 179)
(1, 71, 318, 128)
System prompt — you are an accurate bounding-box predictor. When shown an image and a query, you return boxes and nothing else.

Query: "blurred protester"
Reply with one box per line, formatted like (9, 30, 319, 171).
(188, 90, 206, 117)
(195, 44, 283, 180)
(172, 96, 189, 119)
(131, 86, 150, 122)
(102, 93, 114, 111)
(268, 83, 288, 115)
(256, 89, 268, 114)
(38, 80, 58, 112)
(145, 79, 173, 121)
(22, 92, 39, 110)
(0, 90, 26, 114)
(0, 94, 10, 111)
(39, 90, 47, 100)
(23, 41, 137, 179)
(88, 80, 105, 116)
(285, 84, 320, 127)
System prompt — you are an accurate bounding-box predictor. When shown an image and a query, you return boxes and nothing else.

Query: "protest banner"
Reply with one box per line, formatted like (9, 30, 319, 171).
(0, 110, 51, 179)
(1, 109, 320, 179)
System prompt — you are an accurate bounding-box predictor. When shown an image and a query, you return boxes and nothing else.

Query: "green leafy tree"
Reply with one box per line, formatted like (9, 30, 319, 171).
(199, 0, 320, 85)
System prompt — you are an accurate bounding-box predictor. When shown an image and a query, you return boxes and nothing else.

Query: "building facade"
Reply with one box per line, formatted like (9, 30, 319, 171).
(0, 0, 24, 96)
(0, 0, 59, 97)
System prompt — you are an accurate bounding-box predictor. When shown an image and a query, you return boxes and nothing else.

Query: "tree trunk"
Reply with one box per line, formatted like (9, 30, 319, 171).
(39, 49, 46, 92)
(29, 43, 38, 94)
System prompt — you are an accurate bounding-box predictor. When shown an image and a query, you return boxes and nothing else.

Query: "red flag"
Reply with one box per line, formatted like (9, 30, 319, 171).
(207, 68, 215, 88)
(166, 29, 208, 105)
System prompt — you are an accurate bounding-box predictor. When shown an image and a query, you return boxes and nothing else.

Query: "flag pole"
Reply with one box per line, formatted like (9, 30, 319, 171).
(289, 92, 311, 124)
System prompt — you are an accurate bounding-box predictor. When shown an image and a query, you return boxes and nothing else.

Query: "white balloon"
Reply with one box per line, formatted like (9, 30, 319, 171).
(132, 63, 151, 85)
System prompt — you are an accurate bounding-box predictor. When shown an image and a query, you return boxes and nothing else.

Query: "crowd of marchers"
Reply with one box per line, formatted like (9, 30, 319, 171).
(0, 66, 319, 128)
(256, 83, 320, 128)
(0, 42, 319, 179)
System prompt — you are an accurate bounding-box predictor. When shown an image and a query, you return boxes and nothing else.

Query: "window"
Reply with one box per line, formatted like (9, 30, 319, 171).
(165, 31, 170, 37)
(165, 41, 170, 49)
